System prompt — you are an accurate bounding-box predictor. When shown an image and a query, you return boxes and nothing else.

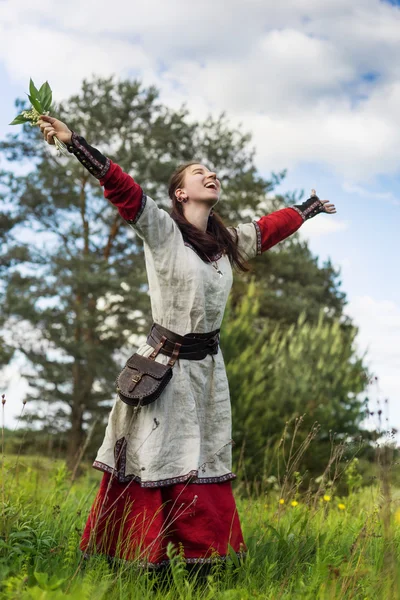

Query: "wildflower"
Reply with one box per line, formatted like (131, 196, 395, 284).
(9, 78, 68, 156)
(338, 503, 346, 511)
(323, 495, 331, 502)
(279, 498, 285, 505)
(394, 509, 400, 525)
(21, 108, 40, 125)
(291, 500, 299, 507)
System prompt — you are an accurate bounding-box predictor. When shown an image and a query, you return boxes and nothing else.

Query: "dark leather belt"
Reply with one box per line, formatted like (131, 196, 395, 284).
(146, 322, 220, 360)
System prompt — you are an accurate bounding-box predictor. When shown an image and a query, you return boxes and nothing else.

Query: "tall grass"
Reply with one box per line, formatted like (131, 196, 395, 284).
(1, 413, 399, 598)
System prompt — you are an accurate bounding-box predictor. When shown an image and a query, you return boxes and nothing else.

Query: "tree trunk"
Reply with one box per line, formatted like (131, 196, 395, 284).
(66, 400, 85, 471)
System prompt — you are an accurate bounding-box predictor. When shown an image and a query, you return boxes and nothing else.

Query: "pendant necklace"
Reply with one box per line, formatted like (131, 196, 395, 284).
(204, 252, 223, 278)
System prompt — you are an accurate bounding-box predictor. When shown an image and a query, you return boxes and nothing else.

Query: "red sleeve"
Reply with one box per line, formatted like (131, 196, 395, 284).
(255, 208, 304, 253)
(99, 161, 144, 222)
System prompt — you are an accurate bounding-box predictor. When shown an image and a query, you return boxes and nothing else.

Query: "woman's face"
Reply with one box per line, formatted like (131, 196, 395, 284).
(177, 164, 221, 205)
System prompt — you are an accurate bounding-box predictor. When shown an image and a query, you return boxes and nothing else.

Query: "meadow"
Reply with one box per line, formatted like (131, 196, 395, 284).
(1, 448, 400, 600)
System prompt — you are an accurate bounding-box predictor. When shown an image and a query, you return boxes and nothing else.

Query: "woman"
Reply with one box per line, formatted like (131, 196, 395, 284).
(37, 115, 336, 569)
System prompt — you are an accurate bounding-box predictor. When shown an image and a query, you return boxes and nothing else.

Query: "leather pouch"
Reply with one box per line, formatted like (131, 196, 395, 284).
(116, 336, 181, 407)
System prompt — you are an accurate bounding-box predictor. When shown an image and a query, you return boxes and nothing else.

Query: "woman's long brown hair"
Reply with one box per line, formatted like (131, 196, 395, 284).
(168, 162, 251, 273)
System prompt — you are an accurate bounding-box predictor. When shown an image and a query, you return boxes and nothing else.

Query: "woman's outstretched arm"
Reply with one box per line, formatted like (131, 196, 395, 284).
(36, 116, 180, 250)
(229, 192, 336, 260)
(37, 115, 144, 223)
(254, 192, 337, 253)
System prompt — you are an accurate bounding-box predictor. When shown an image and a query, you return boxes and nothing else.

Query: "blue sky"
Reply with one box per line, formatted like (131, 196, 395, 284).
(0, 0, 399, 433)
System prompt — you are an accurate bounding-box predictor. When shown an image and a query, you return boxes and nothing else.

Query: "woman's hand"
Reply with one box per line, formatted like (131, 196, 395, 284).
(37, 115, 72, 146)
(319, 199, 337, 214)
(311, 189, 336, 214)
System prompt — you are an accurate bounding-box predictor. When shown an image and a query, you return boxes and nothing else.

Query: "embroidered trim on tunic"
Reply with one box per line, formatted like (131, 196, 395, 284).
(252, 221, 262, 255)
(290, 200, 323, 221)
(303, 199, 322, 218)
(83, 550, 247, 570)
(93, 460, 236, 487)
(290, 206, 306, 221)
(184, 241, 223, 263)
(143, 551, 247, 569)
(93, 435, 236, 487)
(292, 201, 324, 220)
(70, 132, 110, 179)
(125, 193, 147, 225)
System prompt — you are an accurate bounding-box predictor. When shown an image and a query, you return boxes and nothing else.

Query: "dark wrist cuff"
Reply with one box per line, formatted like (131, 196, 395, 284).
(292, 194, 324, 221)
(66, 132, 110, 179)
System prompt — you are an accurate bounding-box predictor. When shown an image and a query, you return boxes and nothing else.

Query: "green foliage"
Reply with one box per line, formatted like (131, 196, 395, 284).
(38, 82, 53, 113)
(221, 281, 374, 483)
(2, 428, 68, 460)
(236, 239, 348, 327)
(345, 458, 364, 494)
(1, 456, 400, 599)
(9, 114, 31, 126)
(9, 78, 53, 124)
(33, 571, 66, 592)
(166, 543, 192, 599)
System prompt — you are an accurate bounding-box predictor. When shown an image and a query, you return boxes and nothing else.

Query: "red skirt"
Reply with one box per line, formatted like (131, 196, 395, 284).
(80, 473, 245, 568)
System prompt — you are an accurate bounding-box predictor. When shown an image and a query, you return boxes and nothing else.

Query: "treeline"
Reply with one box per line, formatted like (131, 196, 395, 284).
(0, 76, 376, 479)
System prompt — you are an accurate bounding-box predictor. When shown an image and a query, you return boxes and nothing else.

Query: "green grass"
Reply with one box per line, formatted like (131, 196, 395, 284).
(1, 455, 400, 599)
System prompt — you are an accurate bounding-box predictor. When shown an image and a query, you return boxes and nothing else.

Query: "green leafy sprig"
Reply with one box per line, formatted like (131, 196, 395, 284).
(9, 79, 68, 156)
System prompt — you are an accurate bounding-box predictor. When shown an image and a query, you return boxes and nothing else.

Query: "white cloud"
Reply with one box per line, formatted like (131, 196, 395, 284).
(343, 182, 400, 206)
(0, 24, 154, 100)
(346, 295, 400, 429)
(299, 216, 350, 239)
(1, 0, 400, 179)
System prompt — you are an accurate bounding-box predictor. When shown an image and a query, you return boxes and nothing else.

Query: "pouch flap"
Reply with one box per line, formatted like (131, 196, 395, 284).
(125, 353, 169, 380)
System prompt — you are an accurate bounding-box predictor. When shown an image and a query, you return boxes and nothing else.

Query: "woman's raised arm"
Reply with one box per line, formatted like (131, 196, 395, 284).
(37, 115, 143, 222)
(229, 192, 337, 260)
(37, 116, 177, 245)
(255, 192, 336, 253)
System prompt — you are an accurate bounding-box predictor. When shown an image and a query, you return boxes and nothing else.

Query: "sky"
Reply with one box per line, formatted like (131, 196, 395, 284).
(0, 0, 399, 433)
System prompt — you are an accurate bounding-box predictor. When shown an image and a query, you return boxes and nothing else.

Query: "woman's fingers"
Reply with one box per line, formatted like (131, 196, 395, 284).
(38, 116, 58, 135)
(39, 114, 56, 124)
(37, 114, 72, 145)
(320, 199, 337, 213)
(40, 123, 56, 144)
(42, 125, 52, 138)
(38, 120, 51, 134)
(47, 129, 56, 145)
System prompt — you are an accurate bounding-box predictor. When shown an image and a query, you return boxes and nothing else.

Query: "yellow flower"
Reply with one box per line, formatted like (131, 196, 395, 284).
(323, 495, 331, 502)
(338, 503, 346, 511)
(291, 500, 299, 507)
(279, 498, 285, 505)
(394, 508, 400, 524)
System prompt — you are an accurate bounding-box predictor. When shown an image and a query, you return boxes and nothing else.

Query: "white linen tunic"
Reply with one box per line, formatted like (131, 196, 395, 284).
(94, 193, 261, 487)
